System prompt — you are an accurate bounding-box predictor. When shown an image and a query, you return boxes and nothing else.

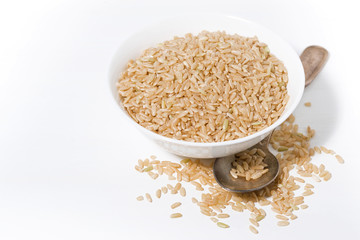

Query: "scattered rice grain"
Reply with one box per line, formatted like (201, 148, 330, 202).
(249, 218, 259, 227)
(180, 187, 186, 197)
(171, 202, 182, 209)
(136, 196, 144, 201)
(277, 221, 290, 226)
(145, 193, 152, 203)
(170, 213, 183, 218)
(217, 213, 230, 218)
(335, 155, 345, 164)
(161, 186, 168, 194)
(217, 222, 230, 228)
(276, 215, 289, 221)
(302, 190, 314, 196)
(156, 189, 161, 198)
(249, 225, 259, 234)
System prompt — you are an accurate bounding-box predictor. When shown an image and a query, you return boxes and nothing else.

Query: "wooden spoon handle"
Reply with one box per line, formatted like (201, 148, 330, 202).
(300, 46, 329, 87)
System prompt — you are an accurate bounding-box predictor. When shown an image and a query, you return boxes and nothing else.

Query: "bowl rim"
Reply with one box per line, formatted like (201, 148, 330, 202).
(109, 13, 305, 147)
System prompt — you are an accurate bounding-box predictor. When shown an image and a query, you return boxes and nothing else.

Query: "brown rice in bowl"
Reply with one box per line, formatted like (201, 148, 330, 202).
(109, 14, 305, 158)
(117, 31, 289, 143)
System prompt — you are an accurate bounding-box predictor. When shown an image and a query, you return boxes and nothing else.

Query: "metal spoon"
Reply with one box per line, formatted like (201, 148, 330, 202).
(213, 46, 329, 193)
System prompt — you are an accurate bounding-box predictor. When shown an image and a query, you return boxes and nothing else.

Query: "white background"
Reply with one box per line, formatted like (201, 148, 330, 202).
(1, 0, 360, 239)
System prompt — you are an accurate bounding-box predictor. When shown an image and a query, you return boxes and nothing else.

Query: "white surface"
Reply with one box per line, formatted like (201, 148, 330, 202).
(109, 13, 305, 158)
(0, 0, 359, 239)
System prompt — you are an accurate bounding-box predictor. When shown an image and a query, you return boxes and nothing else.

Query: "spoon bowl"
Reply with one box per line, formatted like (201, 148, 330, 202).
(213, 132, 279, 193)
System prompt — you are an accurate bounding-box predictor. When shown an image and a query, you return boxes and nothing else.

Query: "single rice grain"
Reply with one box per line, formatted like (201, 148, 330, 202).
(276, 215, 289, 221)
(136, 196, 144, 201)
(145, 193, 152, 203)
(170, 213, 183, 218)
(335, 155, 345, 164)
(294, 177, 305, 183)
(174, 183, 182, 191)
(277, 221, 290, 226)
(180, 187, 186, 197)
(155, 189, 161, 198)
(249, 218, 259, 227)
(302, 190, 314, 196)
(161, 186, 168, 194)
(249, 225, 259, 234)
(171, 202, 182, 209)
(323, 172, 332, 181)
(217, 213, 230, 218)
(217, 222, 230, 228)
(256, 215, 265, 222)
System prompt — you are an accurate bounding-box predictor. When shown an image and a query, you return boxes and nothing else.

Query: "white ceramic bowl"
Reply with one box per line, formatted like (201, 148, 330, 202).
(109, 14, 305, 158)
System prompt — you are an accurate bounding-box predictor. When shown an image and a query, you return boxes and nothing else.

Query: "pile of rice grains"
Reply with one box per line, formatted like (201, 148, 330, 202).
(230, 148, 269, 180)
(134, 114, 344, 234)
(118, 31, 289, 143)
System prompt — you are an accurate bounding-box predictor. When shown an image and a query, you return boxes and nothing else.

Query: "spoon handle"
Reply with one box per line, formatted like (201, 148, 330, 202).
(300, 46, 329, 87)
